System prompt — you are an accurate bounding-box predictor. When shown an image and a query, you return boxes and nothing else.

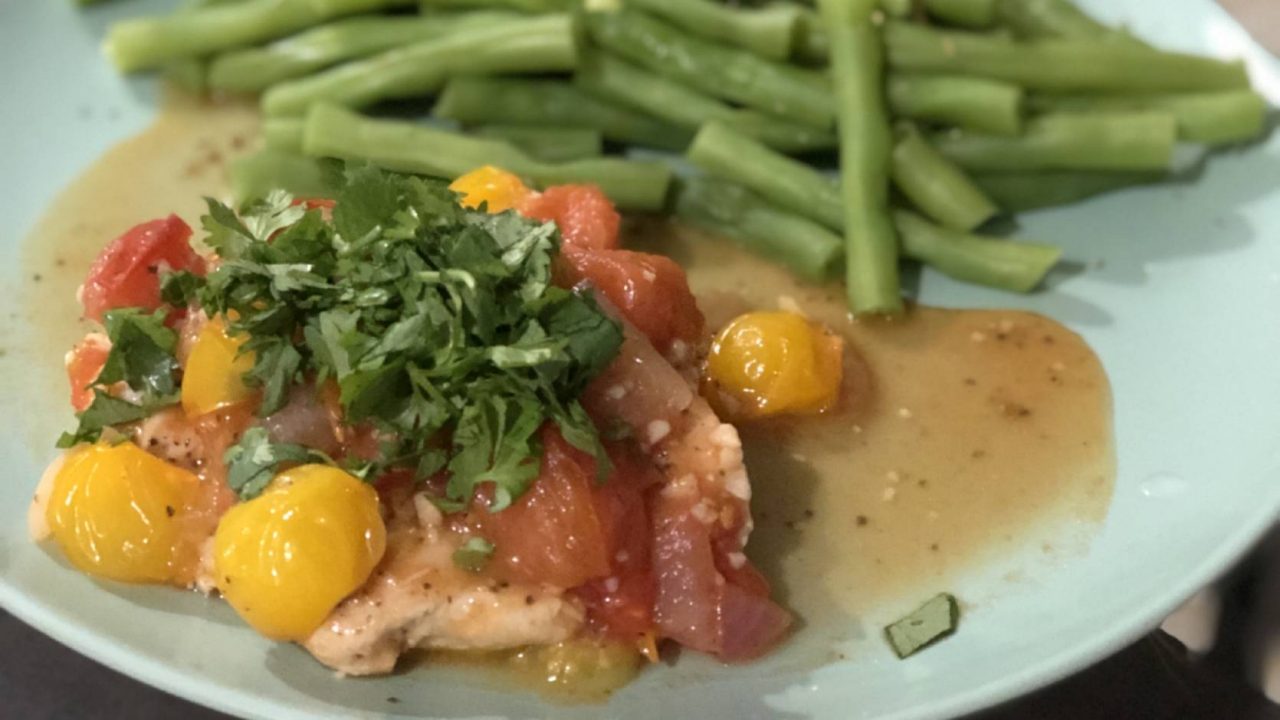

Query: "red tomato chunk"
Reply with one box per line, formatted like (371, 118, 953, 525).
(80, 214, 204, 322)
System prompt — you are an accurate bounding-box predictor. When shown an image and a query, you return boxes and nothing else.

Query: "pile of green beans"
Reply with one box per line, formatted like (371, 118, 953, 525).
(96, 0, 1271, 315)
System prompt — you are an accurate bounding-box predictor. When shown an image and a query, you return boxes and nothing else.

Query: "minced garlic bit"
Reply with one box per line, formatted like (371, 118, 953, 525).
(777, 294, 803, 315)
(646, 419, 671, 444)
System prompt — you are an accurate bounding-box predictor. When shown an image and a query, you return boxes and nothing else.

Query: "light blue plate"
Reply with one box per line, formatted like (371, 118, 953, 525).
(2, 1, 1279, 718)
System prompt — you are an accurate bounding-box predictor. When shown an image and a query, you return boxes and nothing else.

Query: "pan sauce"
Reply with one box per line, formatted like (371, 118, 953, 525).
(19, 96, 1114, 697)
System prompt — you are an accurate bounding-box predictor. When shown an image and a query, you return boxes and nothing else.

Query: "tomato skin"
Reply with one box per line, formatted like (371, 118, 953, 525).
(81, 215, 203, 322)
(469, 427, 612, 589)
(560, 248, 704, 353)
(66, 335, 111, 411)
(576, 474, 657, 639)
(520, 185, 621, 251)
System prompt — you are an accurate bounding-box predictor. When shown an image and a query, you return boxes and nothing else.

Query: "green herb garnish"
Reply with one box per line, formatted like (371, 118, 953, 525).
(202, 166, 622, 511)
(884, 592, 960, 659)
(58, 308, 181, 447)
(223, 426, 329, 500)
(452, 536, 496, 572)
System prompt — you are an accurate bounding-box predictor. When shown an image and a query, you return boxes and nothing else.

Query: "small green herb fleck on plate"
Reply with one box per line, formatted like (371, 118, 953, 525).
(885, 593, 960, 659)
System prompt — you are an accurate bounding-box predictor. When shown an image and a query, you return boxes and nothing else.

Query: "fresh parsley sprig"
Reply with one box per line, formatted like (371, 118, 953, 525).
(203, 166, 623, 509)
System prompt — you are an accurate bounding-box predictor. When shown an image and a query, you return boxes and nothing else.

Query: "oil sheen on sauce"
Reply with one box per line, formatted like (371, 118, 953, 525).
(20, 97, 1114, 697)
(638, 226, 1115, 640)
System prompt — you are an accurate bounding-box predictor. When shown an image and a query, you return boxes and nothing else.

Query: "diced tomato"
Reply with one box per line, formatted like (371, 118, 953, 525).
(574, 443, 661, 638)
(576, 570, 656, 640)
(81, 215, 204, 322)
(717, 581, 793, 662)
(469, 426, 612, 589)
(520, 184, 621, 251)
(559, 248, 704, 354)
(649, 491, 792, 662)
(66, 335, 111, 411)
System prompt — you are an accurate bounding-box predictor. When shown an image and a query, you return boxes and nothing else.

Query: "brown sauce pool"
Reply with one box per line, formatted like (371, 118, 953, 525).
(639, 227, 1114, 644)
(20, 96, 1114, 697)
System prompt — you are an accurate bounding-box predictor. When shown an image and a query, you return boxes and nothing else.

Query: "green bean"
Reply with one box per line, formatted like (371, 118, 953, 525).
(153, 0, 252, 92)
(263, 118, 305, 153)
(996, 0, 1144, 45)
(687, 122, 843, 230)
(104, 0, 410, 72)
(471, 125, 603, 162)
(584, 8, 834, 128)
(819, 0, 902, 315)
(892, 125, 997, 231)
(262, 14, 577, 116)
(1028, 90, 1268, 146)
(230, 149, 339, 204)
(164, 60, 211, 95)
(419, 0, 571, 10)
(880, 0, 912, 18)
(574, 51, 836, 153)
(885, 21, 1250, 92)
(970, 170, 1163, 212)
(673, 177, 843, 282)
(208, 13, 513, 92)
(302, 104, 673, 211)
(894, 209, 1060, 292)
(932, 112, 1178, 172)
(792, 7, 830, 63)
(433, 77, 690, 152)
(888, 74, 1023, 136)
(794, 1, 913, 62)
(627, 0, 802, 61)
(924, 0, 997, 28)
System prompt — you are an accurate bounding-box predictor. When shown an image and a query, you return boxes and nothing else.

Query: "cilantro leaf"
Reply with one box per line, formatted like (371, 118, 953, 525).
(223, 426, 320, 500)
(58, 308, 182, 447)
(243, 339, 303, 417)
(57, 393, 151, 447)
(97, 308, 181, 400)
(452, 536, 495, 573)
(187, 165, 626, 511)
(159, 270, 204, 307)
(446, 393, 545, 511)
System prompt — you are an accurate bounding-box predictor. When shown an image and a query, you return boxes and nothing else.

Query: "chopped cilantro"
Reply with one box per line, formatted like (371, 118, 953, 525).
(452, 536, 495, 572)
(159, 269, 203, 307)
(223, 426, 324, 500)
(195, 165, 623, 510)
(58, 308, 181, 447)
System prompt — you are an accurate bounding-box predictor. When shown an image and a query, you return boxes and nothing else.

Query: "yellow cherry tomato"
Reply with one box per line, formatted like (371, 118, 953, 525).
(182, 318, 255, 417)
(449, 165, 532, 213)
(46, 442, 200, 584)
(213, 464, 386, 641)
(705, 311, 844, 419)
